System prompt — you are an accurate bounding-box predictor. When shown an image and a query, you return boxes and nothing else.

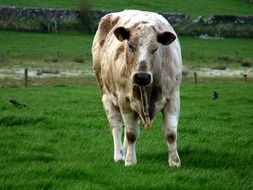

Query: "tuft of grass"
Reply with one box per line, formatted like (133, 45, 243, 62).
(217, 55, 240, 62)
(0, 52, 10, 63)
(0, 114, 47, 127)
(44, 56, 59, 63)
(73, 56, 85, 63)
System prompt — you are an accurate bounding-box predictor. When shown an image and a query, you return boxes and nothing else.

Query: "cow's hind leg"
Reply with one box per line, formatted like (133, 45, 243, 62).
(102, 94, 124, 162)
(162, 90, 181, 167)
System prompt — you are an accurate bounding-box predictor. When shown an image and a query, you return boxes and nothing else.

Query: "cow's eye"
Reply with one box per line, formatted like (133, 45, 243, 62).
(151, 48, 158, 54)
(128, 44, 135, 52)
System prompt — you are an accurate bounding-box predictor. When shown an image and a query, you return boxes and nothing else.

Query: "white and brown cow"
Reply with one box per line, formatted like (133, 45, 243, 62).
(92, 10, 182, 167)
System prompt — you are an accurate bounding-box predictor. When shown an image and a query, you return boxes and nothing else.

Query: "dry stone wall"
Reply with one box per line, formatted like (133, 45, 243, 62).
(0, 6, 252, 36)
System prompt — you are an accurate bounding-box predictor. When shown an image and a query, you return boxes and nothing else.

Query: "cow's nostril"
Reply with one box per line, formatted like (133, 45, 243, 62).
(133, 73, 152, 86)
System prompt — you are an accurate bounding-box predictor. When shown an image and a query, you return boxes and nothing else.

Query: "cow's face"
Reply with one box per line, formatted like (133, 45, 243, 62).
(114, 24, 176, 86)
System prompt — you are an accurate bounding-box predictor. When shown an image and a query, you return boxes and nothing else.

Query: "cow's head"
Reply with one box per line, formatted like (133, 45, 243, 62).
(114, 24, 176, 87)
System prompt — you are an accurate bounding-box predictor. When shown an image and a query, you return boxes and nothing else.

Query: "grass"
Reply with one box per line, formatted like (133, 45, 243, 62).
(1, 0, 253, 18)
(180, 36, 253, 68)
(0, 31, 93, 74)
(0, 1, 252, 188)
(0, 82, 253, 189)
(0, 31, 253, 69)
(0, 31, 92, 60)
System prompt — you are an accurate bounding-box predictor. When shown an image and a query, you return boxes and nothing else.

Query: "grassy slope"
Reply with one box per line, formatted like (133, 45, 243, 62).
(181, 36, 253, 67)
(0, 0, 253, 18)
(0, 31, 93, 60)
(0, 83, 252, 189)
(0, 31, 253, 68)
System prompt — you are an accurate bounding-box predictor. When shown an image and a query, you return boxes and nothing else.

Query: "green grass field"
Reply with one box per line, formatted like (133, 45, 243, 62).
(1, 31, 253, 69)
(0, 31, 93, 60)
(0, 0, 253, 189)
(1, 0, 253, 18)
(0, 82, 253, 189)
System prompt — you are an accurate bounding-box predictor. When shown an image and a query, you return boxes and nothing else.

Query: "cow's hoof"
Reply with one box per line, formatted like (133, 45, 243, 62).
(125, 160, 137, 166)
(169, 154, 181, 167)
(114, 157, 124, 163)
(114, 149, 125, 162)
(114, 155, 124, 162)
(125, 156, 137, 166)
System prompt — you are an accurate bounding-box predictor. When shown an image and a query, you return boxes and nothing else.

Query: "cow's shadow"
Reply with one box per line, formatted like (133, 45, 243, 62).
(139, 147, 247, 170)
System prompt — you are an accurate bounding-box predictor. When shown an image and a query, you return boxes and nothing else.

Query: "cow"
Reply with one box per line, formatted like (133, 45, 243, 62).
(92, 10, 182, 167)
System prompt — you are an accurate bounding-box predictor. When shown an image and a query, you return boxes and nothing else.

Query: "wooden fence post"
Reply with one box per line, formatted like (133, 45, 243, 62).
(194, 72, 198, 84)
(243, 74, 248, 83)
(24, 68, 28, 87)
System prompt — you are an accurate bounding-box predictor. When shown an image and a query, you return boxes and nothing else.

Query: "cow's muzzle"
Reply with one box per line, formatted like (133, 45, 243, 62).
(133, 72, 152, 86)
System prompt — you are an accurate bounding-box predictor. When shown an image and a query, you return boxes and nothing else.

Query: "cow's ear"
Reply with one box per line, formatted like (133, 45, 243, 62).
(157, 31, 176, 45)
(114, 27, 130, 42)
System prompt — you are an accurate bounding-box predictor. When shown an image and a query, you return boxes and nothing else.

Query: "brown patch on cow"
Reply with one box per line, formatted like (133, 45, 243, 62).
(98, 14, 120, 46)
(125, 41, 138, 65)
(151, 26, 157, 32)
(166, 131, 176, 144)
(118, 95, 132, 112)
(113, 92, 117, 98)
(133, 86, 141, 99)
(127, 132, 136, 143)
(111, 103, 120, 114)
(149, 86, 162, 120)
(125, 96, 130, 104)
(132, 22, 141, 29)
(118, 96, 131, 111)
(120, 64, 131, 78)
(99, 40, 105, 47)
(175, 73, 181, 85)
(141, 21, 149, 24)
(132, 21, 149, 29)
(111, 16, 120, 27)
(94, 68, 105, 95)
(103, 76, 117, 96)
(128, 28, 139, 48)
(149, 104, 155, 120)
(114, 45, 125, 61)
(170, 153, 180, 162)
(99, 15, 112, 37)
(125, 55, 137, 76)
(100, 15, 119, 34)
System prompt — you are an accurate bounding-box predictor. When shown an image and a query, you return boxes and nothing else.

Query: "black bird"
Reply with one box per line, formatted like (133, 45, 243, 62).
(212, 91, 219, 100)
(9, 99, 27, 108)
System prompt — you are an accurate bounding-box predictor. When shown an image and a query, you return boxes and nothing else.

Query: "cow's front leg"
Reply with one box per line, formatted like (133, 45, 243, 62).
(121, 112, 139, 166)
(102, 94, 124, 162)
(162, 90, 181, 167)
